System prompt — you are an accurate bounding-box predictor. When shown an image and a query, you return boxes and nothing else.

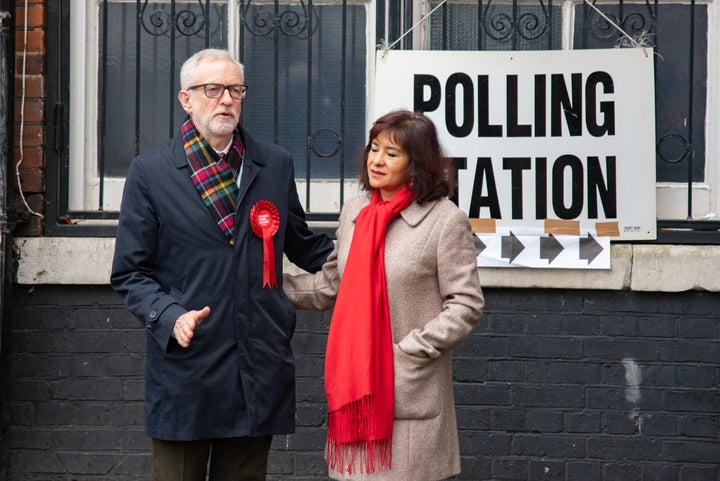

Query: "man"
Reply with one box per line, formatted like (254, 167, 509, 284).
(111, 49, 334, 481)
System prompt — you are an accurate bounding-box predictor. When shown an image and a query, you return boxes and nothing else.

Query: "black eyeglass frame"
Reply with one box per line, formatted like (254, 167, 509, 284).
(186, 83, 249, 99)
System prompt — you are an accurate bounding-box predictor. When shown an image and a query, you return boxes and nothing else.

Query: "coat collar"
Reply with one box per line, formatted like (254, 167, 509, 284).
(353, 193, 439, 227)
(399, 198, 438, 227)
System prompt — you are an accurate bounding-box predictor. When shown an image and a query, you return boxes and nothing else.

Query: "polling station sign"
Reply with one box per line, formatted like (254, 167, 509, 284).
(373, 49, 657, 253)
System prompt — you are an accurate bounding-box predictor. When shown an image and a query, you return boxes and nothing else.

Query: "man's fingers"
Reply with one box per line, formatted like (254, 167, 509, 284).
(195, 306, 211, 324)
(173, 307, 209, 348)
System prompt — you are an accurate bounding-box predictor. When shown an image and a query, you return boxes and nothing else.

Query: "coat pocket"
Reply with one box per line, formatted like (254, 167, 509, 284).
(393, 344, 441, 420)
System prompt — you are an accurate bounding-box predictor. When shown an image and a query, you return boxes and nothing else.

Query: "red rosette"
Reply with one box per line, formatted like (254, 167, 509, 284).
(250, 200, 280, 288)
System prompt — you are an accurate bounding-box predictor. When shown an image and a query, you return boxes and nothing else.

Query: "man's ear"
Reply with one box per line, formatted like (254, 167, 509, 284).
(178, 90, 192, 114)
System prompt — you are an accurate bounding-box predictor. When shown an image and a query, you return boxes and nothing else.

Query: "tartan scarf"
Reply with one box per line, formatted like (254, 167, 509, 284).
(182, 118, 244, 244)
(324, 185, 414, 475)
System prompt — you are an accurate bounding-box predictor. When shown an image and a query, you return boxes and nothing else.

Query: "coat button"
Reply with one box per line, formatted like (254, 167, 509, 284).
(149, 310, 157, 319)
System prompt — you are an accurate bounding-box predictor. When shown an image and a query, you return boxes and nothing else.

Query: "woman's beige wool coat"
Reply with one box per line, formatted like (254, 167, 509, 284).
(283, 194, 485, 481)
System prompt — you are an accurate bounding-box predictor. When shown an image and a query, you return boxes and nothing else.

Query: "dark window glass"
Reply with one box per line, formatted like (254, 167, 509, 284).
(429, 2, 563, 50)
(100, 3, 366, 182)
(240, 5, 367, 180)
(574, 3, 708, 183)
(101, 3, 228, 177)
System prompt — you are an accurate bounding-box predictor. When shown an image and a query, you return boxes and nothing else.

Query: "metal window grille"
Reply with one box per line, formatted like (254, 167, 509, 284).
(45, 0, 719, 243)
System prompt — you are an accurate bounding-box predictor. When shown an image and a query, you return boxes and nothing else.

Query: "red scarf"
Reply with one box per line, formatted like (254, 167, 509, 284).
(324, 185, 414, 474)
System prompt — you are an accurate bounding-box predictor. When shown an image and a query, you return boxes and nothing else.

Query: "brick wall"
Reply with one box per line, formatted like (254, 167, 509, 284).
(13, 0, 45, 236)
(2, 285, 719, 480)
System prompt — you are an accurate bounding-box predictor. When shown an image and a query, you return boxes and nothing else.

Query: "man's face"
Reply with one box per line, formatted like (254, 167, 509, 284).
(178, 58, 244, 149)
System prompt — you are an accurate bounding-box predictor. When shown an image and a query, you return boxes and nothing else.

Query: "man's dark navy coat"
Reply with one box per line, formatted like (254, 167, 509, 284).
(111, 126, 333, 440)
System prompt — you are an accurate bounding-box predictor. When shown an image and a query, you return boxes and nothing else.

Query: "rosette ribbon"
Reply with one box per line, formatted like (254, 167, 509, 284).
(250, 200, 280, 288)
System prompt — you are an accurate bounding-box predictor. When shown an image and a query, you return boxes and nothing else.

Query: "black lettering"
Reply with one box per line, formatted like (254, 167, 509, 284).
(587, 156, 617, 218)
(445, 73, 474, 137)
(552, 154, 584, 219)
(469, 157, 501, 218)
(535, 157, 547, 219)
(503, 157, 531, 219)
(586, 71, 616, 137)
(477, 75, 503, 137)
(413, 74, 441, 113)
(507, 76, 532, 137)
(449, 157, 468, 206)
(534, 75, 546, 137)
(551, 73, 583, 137)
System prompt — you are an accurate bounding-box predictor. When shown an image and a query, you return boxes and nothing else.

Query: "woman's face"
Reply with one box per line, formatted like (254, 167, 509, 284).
(367, 130, 410, 201)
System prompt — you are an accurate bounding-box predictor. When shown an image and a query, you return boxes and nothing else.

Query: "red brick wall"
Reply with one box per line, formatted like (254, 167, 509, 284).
(13, 0, 45, 236)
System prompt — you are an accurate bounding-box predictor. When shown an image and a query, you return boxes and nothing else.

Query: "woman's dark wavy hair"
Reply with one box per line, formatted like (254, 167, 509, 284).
(358, 109, 457, 204)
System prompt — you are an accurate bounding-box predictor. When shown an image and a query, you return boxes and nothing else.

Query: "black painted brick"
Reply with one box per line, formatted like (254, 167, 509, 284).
(638, 315, 677, 338)
(564, 412, 601, 433)
(663, 441, 720, 463)
(678, 414, 718, 438)
(664, 390, 720, 413)
(456, 406, 490, 430)
(566, 461, 602, 481)
(529, 459, 565, 481)
(677, 318, 718, 339)
(512, 385, 585, 408)
(658, 339, 720, 363)
(525, 410, 563, 433)
(598, 316, 638, 336)
(511, 433, 587, 458)
(492, 457, 528, 480)
(486, 359, 524, 382)
(603, 462, 642, 481)
(3, 286, 720, 481)
(680, 465, 719, 481)
(490, 408, 526, 431)
(642, 463, 679, 481)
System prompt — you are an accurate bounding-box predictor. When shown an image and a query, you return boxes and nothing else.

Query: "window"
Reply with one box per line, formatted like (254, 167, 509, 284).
(60, 0, 368, 226)
(47, 0, 720, 241)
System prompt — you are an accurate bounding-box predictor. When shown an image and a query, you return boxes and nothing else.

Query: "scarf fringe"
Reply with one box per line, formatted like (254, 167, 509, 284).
(326, 395, 392, 474)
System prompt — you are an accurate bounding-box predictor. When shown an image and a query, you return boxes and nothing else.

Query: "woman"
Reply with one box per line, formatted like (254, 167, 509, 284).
(283, 109, 484, 481)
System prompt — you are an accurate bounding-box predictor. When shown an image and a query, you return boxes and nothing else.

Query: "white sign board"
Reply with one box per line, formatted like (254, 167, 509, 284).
(374, 49, 656, 267)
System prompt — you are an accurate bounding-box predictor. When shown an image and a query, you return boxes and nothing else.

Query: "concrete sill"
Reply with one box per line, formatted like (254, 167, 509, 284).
(12, 237, 720, 292)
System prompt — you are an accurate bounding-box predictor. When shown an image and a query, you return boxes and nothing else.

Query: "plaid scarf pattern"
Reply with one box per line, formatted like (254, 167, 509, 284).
(182, 118, 244, 244)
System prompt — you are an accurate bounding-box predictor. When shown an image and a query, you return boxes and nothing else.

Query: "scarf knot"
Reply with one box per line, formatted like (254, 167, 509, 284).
(324, 185, 414, 475)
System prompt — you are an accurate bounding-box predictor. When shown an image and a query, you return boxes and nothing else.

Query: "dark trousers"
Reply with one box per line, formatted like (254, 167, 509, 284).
(151, 436, 273, 481)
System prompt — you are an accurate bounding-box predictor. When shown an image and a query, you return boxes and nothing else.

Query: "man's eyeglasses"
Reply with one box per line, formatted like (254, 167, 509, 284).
(186, 83, 248, 100)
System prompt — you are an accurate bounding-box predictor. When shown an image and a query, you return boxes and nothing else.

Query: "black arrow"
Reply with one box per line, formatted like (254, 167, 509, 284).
(579, 233, 604, 263)
(501, 232, 525, 263)
(540, 234, 564, 263)
(473, 234, 487, 256)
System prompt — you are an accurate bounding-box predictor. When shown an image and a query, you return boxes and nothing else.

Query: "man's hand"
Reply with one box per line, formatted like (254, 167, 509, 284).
(173, 306, 211, 348)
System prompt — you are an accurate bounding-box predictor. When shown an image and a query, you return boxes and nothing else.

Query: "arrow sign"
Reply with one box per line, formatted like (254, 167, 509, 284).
(540, 234, 564, 263)
(579, 233, 604, 263)
(473, 234, 487, 256)
(501, 232, 525, 263)
(474, 229, 610, 269)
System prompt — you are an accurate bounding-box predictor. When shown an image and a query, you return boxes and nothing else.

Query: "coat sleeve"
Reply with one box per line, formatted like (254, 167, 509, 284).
(282, 159, 334, 273)
(281, 197, 359, 311)
(282, 244, 340, 311)
(110, 157, 185, 351)
(397, 208, 485, 358)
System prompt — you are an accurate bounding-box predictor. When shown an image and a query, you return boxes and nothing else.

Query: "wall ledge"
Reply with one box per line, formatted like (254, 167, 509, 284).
(12, 237, 720, 292)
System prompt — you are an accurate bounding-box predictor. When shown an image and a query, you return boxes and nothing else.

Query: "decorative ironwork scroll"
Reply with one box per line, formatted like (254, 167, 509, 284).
(140, 0, 209, 37)
(584, 0, 657, 47)
(482, 0, 549, 41)
(239, 0, 318, 38)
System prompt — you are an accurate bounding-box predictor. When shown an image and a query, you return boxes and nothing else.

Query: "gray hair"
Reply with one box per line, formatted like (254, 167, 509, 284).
(179, 49, 245, 90)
